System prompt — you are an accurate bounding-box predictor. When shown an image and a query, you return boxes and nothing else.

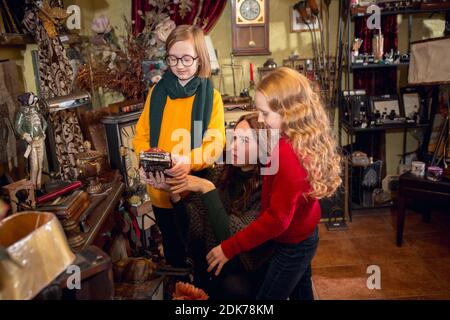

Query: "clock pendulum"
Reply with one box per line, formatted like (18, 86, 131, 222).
(248, 26, 256, 47)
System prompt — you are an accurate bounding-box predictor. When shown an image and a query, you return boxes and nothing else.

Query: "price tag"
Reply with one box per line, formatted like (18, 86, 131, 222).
(59, 35, 69, 43)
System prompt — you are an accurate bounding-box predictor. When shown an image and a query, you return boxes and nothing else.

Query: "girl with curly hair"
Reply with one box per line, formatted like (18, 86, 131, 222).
(205, 67, 342, 300)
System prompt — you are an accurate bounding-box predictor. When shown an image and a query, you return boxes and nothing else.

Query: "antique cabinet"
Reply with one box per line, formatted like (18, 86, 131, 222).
(101, 111, 142, 189)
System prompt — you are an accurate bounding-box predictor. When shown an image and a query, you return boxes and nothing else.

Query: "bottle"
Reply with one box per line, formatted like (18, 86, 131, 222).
(372, 30, 384, 63)
(361, 111, 368, 128)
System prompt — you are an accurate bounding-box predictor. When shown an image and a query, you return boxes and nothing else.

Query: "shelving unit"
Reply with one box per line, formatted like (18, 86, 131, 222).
(349, 62, 409, 70)
(350, 6, 450, 17)
(0, 33, 87, 46)
(335, 1, 450, 215)
(340, 121, 429, 133)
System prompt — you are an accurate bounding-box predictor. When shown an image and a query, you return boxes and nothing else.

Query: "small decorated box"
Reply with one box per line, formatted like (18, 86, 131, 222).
(140, 148, 172, 177)
(427, 166, 443, 182)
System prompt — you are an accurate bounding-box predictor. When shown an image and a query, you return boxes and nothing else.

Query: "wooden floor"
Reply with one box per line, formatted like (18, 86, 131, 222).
(312, 209, 450, 300)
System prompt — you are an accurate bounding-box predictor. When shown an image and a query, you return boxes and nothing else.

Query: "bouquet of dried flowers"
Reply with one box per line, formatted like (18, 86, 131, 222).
(76, 17, 147, 102)
(76, 0, 190, 103)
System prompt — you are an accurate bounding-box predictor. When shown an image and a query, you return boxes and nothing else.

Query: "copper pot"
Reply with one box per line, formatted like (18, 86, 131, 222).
(76, 150, 104, 194)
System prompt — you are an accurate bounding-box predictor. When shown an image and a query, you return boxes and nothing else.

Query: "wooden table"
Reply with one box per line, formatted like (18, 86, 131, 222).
(82, 181, 125, 250)
(395, 172, 450, 246)
(36, 246, 114, 300)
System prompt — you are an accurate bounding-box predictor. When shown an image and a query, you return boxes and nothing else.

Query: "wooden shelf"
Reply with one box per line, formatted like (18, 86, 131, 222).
(350, 62, 410, 70)
(350, 201, 393, 210)
(82, 181, 124, 250)
(351, 6, 450, 18)
(0, 33, 88, 46)
(340, 121, 430, 133)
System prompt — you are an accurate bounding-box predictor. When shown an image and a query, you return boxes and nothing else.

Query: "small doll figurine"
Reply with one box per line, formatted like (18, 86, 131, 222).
(14, 92, 48, 190)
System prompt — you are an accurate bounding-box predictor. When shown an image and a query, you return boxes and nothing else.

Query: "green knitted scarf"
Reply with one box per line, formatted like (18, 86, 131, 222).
(149, 71, 214, 150)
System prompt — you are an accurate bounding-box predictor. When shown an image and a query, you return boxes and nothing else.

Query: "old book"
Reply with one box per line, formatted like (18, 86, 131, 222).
(37, 190, 90, 219)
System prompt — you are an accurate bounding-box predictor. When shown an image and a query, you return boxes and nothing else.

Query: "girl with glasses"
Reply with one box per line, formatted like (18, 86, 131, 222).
(133, 25, 225, 269)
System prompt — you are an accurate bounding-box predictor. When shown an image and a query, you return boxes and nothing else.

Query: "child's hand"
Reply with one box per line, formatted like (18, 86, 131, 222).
(139, 168, 170, 191)
(149, 171, 171, 191)
(165, 154, 190, 179)
(206, 244, 229, 276)
(139, 167, 153, 186)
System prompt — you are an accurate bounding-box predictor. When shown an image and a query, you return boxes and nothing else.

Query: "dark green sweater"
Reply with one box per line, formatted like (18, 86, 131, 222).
(173, 166, 273, 271)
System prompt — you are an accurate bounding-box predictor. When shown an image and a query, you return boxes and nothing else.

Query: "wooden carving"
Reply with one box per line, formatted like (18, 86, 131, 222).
(23, 1, 85, 181)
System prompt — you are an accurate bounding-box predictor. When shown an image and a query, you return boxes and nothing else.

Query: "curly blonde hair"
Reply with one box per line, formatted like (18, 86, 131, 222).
(257, 67, 342, 199)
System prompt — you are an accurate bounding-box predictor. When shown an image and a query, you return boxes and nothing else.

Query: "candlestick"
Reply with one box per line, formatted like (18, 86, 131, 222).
(250, 63, 254, 82)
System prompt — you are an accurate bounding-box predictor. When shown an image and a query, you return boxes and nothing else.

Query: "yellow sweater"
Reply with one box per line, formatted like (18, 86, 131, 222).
(133, 87, 225, 208)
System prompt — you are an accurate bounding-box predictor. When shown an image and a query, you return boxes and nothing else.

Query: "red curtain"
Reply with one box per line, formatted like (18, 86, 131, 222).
(132, 0, 227, 35)
(354, 16, 398, 95)
(131, 0, 151, 35)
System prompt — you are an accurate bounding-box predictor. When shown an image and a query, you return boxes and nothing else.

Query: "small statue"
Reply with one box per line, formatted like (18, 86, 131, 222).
(14, 92, 48, 190)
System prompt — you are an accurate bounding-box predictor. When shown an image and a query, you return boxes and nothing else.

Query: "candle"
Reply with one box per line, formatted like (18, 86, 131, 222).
(250, 63, 254, 82)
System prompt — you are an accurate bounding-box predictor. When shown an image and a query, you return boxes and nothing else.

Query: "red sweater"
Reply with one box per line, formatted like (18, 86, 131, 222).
(221, 137, 321, 260)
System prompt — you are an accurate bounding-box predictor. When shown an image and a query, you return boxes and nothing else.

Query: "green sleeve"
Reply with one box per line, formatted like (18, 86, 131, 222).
(201, 189, 230, 242)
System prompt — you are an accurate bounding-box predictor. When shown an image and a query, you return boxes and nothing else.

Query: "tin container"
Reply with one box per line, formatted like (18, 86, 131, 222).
(411, 161, 425, 177)
(427, 166, 443, 182)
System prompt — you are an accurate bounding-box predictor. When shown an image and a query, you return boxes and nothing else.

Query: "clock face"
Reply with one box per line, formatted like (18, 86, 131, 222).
(240, 0, 260, 21)
(120, 124, 140, 188)
(236, 0, 265, 25)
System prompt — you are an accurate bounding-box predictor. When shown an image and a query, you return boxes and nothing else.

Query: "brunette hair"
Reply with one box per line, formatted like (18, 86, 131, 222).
(257, 67, 341, 199)
(218, 113, 270, 216)
(165, 25, 211, 78)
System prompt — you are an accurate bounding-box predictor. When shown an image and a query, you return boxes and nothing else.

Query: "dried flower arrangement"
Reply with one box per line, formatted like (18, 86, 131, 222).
(76, 17, 146, 102)
(75, 0, 191, 103)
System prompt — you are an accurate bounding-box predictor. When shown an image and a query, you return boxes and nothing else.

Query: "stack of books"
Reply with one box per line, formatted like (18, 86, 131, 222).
(37, 189, 91, 250)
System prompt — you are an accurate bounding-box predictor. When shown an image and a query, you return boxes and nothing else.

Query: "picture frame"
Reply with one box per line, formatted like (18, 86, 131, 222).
(370, 94, 402, 119)
(290, 5, 319, 33)
(282, 57, 308, 74)
(400, 86, 427, 123)
(402, 92, 420, 119)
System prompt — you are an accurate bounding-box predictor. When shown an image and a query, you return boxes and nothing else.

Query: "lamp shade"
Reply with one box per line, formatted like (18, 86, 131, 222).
(408, 37, 450, 85)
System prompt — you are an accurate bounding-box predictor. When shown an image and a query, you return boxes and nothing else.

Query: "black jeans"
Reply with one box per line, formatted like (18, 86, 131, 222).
(256, 226, 319, 300)
(152, 206, 189, 268)
(208, 258, 268, 300)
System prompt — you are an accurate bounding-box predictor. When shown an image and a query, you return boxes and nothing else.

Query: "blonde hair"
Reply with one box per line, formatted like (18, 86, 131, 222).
(165, 25, 211, 78)
(257, 67, 342, 199)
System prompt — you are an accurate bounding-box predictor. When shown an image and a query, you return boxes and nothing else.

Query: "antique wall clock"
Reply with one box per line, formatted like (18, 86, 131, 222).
(231, 0, 270, 56)
(102, 111, 142, 189)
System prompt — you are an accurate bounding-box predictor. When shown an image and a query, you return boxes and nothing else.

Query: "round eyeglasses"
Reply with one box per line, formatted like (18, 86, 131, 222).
(165, 55, 199, 67)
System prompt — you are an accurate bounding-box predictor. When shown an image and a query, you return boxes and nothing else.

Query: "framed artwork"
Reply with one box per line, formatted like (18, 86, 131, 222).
(290, 6, 319, 33)
(370, 95, 402, 118)
(402, 92, 421, 119)
(400, 86, 428, 122)
(282, 57, 307, 74)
